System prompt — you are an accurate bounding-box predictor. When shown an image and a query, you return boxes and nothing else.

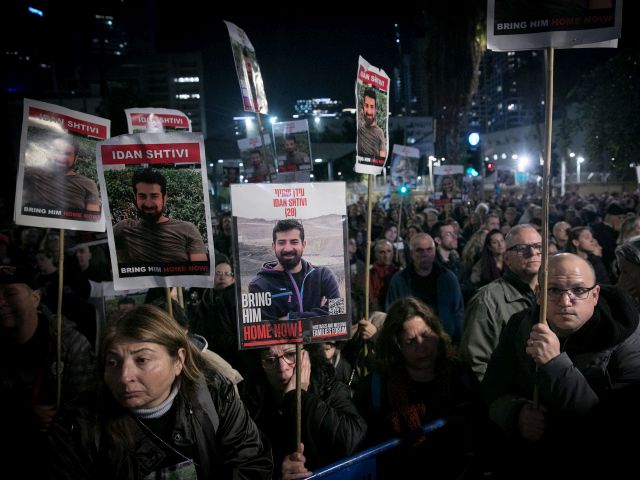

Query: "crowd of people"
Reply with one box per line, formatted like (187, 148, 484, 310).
(2, 186, 640, 478)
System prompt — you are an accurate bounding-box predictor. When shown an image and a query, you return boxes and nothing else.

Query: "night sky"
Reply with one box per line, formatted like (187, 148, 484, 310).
(152, 7, 421, 130)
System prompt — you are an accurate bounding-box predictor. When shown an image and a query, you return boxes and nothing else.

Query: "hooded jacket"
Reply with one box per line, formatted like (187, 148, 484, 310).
(249, 258, 341, 320)
(482, 285, 640, 437)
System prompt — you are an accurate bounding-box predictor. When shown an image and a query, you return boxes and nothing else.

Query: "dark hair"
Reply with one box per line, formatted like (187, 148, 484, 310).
(132, 168, 167, 196)
(272, 219, 304, 242)
(375, 297, 452, 376)
(284, 135, 297, 143)
(249, 149, 262, 158)
(215, 255, 231, 268)
(431, 219, 456, 239)
(363, 87, 377, 104)
(478, 229, 504, 286)
(566, 226, 591, 254)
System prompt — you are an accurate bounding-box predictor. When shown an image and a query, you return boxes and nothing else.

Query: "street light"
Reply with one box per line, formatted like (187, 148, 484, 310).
(577, 156, 585, 183)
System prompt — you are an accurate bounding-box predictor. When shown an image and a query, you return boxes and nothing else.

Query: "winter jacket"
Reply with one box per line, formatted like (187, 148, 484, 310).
(48, 371, 273, 479)
(460, 273, 536, 381)
(385, 262, 464, 343)
(249, 258, 341, 320)
(482, 285, 640, 438)
(1, 306, 97, 477)
(240, 361, 366, 475)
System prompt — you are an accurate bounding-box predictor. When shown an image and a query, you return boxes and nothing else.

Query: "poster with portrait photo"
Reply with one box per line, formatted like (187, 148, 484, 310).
(224, 20, 269, 114)
(354, 56, 390, 175)
(238, 134, 276, 183)
(97, 132, 215, 291)
(125, 108, 192, 134)
(433, 164, 464, 208)
(230, 182, 350, 349)
(14, 99, 110, 232)
(488, 0, 622, 51)
(390, 144, 419, 188)
(273, 120, 312, 174)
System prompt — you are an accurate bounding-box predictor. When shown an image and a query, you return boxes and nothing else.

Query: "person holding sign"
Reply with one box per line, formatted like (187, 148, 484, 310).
(482, 253, 640, 478)
(240, 343, 366, 478)
(249, 219, 341, 320)
(357, 87, 386, 160)
(113, 168, 208, 264)
(23, 132, 101, 213)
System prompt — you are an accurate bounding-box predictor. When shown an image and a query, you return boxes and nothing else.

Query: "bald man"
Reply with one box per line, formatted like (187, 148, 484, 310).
(385, 233, 464, 343)
(482, 253, 640, 477)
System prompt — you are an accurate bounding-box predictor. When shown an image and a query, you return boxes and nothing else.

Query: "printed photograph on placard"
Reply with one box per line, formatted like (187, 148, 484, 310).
(273, 120, 312, 174)
(14, 99, 110, 232)
(224, 20, 269, 114)
(433, 164, 464, 208)
(97, 132, 214, 291)
(354, 56, 390, 175)
(389, 145, 419, 188)
(230, 182, 350, 349)
(238, 135, 276, 183)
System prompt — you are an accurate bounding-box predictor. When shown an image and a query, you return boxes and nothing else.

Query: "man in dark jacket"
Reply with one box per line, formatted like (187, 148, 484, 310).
(482, 253, 640, 478)
(0, 265, 96, 477)
(385, 233, 464, 344)
(249, 219, 342, 320)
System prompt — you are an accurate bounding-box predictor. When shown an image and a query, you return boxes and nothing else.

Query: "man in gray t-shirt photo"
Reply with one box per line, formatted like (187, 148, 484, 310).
(357, 87, 386, 161)
(113, 168, 207, 264)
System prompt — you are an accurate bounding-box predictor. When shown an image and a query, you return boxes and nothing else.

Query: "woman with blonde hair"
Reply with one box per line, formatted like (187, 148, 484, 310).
(49, 304, 272, 479)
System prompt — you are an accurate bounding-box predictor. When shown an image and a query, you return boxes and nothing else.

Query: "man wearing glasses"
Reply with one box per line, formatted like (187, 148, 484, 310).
(461, 224, 542, 380)
(482, 253, 640, 477)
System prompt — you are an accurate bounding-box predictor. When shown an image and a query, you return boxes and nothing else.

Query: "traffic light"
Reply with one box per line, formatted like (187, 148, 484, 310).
(485, 160, 495, 173)
(466, 148, 481, 176)
(466, 132, 482, 176)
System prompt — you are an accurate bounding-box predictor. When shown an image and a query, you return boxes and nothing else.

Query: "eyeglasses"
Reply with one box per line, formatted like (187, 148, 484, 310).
(261, 351, 296, 369)
(506, 243, 543, 256)
(547, 285, 597, 301)
(215, 271, 234, 277)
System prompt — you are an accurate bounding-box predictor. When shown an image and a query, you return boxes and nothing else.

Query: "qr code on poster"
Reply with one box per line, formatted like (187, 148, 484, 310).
(328, 298, 346, 315)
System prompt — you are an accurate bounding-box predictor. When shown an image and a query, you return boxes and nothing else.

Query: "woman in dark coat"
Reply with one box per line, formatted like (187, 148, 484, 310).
(48, 305, 272, 479)
(353, 297, 490, 479)
(240, 343, 367, 478)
